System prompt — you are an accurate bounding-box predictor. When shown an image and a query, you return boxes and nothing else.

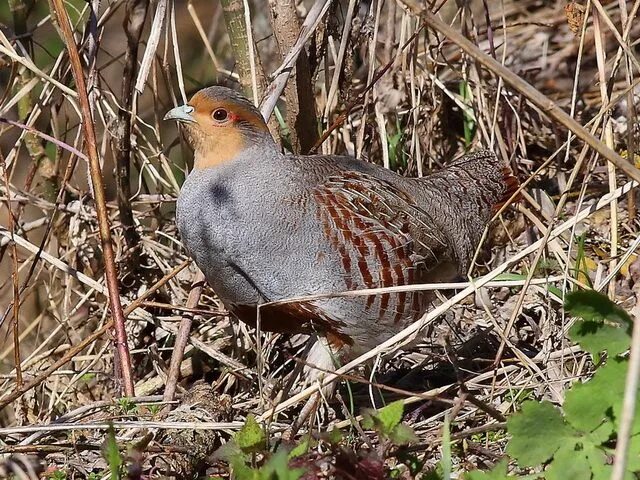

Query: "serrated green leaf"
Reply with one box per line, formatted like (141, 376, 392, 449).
(463, 459, 510, 480)
(564, 359, 627, 434)
(568, 320, 631, 361)
(506, 401, 578, 467)
(544, 444, 591, 480)
(235, 414, 265, 454)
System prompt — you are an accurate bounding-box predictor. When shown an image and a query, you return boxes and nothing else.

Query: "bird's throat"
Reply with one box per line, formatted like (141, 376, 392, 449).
(191, 128, 246, 170)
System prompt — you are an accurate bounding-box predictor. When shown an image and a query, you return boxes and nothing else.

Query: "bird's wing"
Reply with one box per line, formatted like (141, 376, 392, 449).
(310, 170, 454, 313)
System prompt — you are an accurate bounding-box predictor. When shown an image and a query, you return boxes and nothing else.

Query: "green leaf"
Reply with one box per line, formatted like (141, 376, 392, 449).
(493, 273, 563, 299)
(506, 401, 578, 467)
(564, 290, 631, 361)
(326, 428, 342, 444)
(288, 436, 310, 459)
(568, 320, 631, 361)
(363, 400, 404, 435)
(564, 359, 627, 435)
(212, 439, 244, 462)
(565, 290, 631, 359)
(103, 424, 122, 480)
(389, 423, 418, 445)
(627, 433, 640, 472)
(584, 443, 613, 480)
(590, 461, 613, 480)
(544, 443, 592, 480)
(231, 456, 257, 480)
(442, 415, 451, 480)
(235, 414, 265, 454)
(586, 420, 616, 445)
(262, 450, 306, 480)
(463, 460, 511, 480)
(116, 397, 137, 415)
(377, 400, 404, 432)
(565, 290, 631, 325)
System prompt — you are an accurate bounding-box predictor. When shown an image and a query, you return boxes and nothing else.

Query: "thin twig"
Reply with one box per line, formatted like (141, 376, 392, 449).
(113, 0, 149, 257)
(162, 270, 206, 406)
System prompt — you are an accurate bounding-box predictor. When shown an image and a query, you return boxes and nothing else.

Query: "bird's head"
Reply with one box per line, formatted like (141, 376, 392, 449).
(164, 86, 273, 170)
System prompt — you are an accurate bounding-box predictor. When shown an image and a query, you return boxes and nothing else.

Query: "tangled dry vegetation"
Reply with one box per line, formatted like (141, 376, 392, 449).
(0, 0, 639, 478)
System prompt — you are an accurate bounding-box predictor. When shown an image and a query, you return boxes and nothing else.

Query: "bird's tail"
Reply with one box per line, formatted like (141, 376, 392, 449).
(416, 150, 520, 272)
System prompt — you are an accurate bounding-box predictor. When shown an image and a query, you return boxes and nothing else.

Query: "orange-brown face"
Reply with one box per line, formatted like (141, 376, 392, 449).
(164, 87, 269, 170)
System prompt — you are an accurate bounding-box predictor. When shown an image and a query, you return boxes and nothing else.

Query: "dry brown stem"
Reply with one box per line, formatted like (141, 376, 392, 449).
(112, 0, 149, 260)
(268, 0, 318, 153)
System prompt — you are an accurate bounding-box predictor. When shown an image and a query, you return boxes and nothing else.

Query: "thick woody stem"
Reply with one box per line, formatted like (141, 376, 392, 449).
(268, 0, 318, 153)
(49, 0, 135, 397)
(220, 0, 255, 96)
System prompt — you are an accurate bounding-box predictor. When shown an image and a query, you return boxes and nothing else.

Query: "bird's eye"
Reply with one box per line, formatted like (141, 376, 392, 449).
(212, 108, 229, 122)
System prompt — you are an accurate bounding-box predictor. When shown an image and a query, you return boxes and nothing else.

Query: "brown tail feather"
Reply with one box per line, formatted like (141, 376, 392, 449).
(493, 164, 521, 213)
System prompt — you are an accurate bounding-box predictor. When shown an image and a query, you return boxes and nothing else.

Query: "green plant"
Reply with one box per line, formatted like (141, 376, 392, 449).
(103, 424, 124, 480)
(465, 289, 640, 479)
(458, 80, 476, 148)
(116, 397, 137, 415)
(146, 403, 161, 416)
(388, 118, 407, 171)
(572, 233, 595, 287)
(46, 470, 67, 480)
(213, 414, 307, 480)
(361, 399, 418, 445)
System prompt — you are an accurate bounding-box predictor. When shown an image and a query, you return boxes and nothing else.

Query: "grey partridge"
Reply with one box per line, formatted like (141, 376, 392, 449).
(164, 86, 519, 377)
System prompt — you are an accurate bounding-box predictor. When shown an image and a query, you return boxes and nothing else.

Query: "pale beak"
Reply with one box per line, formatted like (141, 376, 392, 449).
(163, 104, 196, 123)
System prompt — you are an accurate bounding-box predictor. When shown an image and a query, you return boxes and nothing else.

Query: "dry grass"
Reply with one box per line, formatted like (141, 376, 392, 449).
(0, 0, 639, 477)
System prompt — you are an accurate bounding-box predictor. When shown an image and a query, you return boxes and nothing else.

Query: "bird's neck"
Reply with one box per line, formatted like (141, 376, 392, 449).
(192, 133, 279, 170)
